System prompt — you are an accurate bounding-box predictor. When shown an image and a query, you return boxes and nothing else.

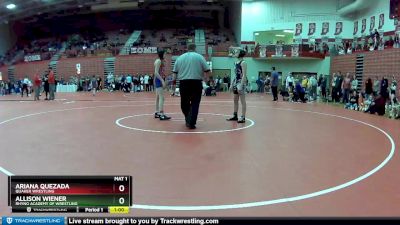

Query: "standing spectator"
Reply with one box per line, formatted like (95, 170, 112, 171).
(285, 72, 294, 94)
(48, 68, 56, 100)
(172, 43, 210, 129)
(144, 74, 150, 92)
(335, 72, 343, 102)
(320, 75, 327, 100)
(43, 74, 50, 100)
(21, 77, 29, 97)
(351, 75, 358, 92)
(126, 74, 132, 92)
(33, 71, 41, 101)
(309, 75, 318, 101)
(97, 76, 102, 91)
(373, 76, 380, 96)
(271, 67, 279, 101)
(342, 73, 351, 103)
(380, 76, 389, 99)
(148, 75, 154, 92)
(331, 73, 337, 102)
(390, 75, 397, 105)
(91, 75, 98, 96)
(365, 78, 373, 98)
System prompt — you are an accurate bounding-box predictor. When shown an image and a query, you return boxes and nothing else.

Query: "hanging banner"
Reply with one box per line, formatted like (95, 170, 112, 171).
(362, 19, 367, 33)
(308, 23, 316, 36)
(370, 16, 376, 31)
(334, 22, 343, 35)
(321, 22, 329, 35)
(353, 21, 359, 35)
(379, 13, 385, 29)
(295, 23, 303, 36)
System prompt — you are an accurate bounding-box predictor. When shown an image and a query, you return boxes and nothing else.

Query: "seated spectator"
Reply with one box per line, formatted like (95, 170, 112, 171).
(388, 97, 400, 119)
(365, 95, 386, 116)
(345, 90, 359, 110)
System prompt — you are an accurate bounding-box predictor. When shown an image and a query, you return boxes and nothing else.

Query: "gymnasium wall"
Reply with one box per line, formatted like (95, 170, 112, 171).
(352, 0, 394, 36)
(241, 0, 354, 41)
(7, 54, 173, 82)
(56, 57, 105, 80)
(330, 54, 357, 76)
(115, 54, 172, 76)
(14, 60, 51, 80)
(0, 66, 8, 81)
(330, 48, 400, 92)
(0, 24, 16, 55)
(212, 56, 331, 82)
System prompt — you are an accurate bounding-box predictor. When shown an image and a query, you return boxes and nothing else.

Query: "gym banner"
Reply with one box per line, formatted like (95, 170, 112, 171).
(370, 16, 376, 31)
(379, 13, 385, 29)
(321, 22, 329, 35)
(362, 19, 367, 33)
(295, 23, 303, 36)
(334, 22, 343, 35)
(354, 21, 359, 35)
(130, 47, 157, 54)
(308, 23, 316, 36)
(24, 54, 41, 62)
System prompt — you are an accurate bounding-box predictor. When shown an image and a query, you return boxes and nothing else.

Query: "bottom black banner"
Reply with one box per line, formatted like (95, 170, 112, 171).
(66, 217, 400, 225)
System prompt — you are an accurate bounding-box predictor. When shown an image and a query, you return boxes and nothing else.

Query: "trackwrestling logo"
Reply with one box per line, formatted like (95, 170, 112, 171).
(6, 217, 13, 224)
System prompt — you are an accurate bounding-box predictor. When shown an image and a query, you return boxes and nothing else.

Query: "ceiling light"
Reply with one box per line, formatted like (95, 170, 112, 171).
(276, 34, 285, 37)
(283, 30, 294, 33)
(6, 4, 16, 9)
(254, 32, 260, 36)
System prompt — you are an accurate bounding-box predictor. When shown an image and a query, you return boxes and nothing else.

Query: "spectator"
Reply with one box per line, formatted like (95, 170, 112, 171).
(21, 77, 29, 98)
(308, 75, 318, 101)
(390, 75, 397, 106)
(320, 75, 327, 100)
(365, 78, 373, 98)
(91, 75, 98, 96)
(345, 90, 359, 110)
(351, 75, 358, 92)
(43, 74, 50, 100)
(144, 74, 150, 92)
(33, 71, 41, 101)
(342, 73, 351, 103)
(285, 72, 294, 94)
(271, 67, 279, 101)
(48, 68, 56, 100)
(380, 76, 389, 99)
(293, 81, 307, 103)
(365, 95, 386, 116)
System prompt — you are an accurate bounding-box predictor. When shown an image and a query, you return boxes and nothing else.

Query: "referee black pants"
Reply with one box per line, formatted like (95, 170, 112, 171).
(179, 79, 203, 126)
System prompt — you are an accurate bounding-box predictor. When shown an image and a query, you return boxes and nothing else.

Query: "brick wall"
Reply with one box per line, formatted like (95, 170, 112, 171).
(14, 60, 51, 80)
(363, 48, 400, 88)
(330, 54, 356, 75)
(331, 49, 400, 93)
(0, 66, 7, 81)
(56, 57, 104, 81)
(115, 54, 172, 75)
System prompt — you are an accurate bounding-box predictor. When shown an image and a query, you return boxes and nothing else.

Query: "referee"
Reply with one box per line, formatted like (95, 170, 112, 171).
(173, 43, 210, 129)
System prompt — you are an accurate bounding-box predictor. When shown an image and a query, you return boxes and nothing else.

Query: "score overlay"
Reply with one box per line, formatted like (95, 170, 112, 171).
(8, 176, 132, 213)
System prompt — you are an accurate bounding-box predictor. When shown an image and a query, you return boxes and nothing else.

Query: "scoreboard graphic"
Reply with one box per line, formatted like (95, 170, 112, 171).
(8, 176, 132, 213)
